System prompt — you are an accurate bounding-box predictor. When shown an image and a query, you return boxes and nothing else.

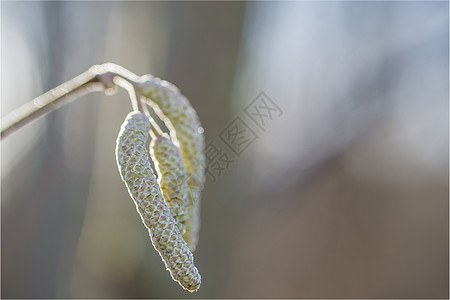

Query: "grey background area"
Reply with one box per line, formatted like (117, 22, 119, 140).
(1, 1, 448, 298)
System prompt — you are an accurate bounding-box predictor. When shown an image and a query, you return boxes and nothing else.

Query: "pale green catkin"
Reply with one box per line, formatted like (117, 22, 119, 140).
(150, 134, 189, 234)
(139, 76, 205, 252)
(115, 111, 201, 292)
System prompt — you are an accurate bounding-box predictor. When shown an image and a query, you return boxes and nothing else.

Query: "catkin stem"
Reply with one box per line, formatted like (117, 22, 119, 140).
(112, 77, 143, 112)
(1, 63, 144, 140)
(149, 116, 164, 138)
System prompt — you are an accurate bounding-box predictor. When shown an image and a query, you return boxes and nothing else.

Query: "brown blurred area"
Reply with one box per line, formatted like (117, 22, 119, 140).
(1, 1, 448, 298)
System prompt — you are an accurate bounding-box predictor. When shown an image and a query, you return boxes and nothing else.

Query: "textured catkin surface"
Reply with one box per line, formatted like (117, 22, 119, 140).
(150, 134, 189, 234)
(115, 111, 201, 292)
(140, 77, 205, 251)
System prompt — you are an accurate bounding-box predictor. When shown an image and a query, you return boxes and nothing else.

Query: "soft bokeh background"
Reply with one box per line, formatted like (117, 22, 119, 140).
(1, 1, 448, 298)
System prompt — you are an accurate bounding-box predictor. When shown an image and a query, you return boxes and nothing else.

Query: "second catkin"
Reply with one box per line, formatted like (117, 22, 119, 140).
(150, 134, 190, 234)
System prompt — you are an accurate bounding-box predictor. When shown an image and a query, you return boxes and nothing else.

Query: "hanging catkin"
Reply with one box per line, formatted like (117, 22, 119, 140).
(139, 76, 205, 252)
(150, 134, 190, 234)
(115, 111, 201, 292)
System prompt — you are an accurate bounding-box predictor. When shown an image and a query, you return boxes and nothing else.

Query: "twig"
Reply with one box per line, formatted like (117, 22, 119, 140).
(1, 63, 144, 140)
(148, 115, 164, 139)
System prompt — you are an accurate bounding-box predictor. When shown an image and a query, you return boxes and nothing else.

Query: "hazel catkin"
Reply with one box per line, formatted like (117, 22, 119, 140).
(115, 111, 201, 292)
(150, 134, 190, 234)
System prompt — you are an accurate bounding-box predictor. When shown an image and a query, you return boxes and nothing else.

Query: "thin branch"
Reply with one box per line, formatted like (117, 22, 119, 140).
(1, 63, 143, 140)
(138, 96, 163, 139)
(113, 77, 143, 112)
(148, 114, 164, 139)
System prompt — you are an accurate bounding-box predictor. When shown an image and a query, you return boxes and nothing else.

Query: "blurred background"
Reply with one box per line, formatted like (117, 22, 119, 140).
(1, 1, 448, 298)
